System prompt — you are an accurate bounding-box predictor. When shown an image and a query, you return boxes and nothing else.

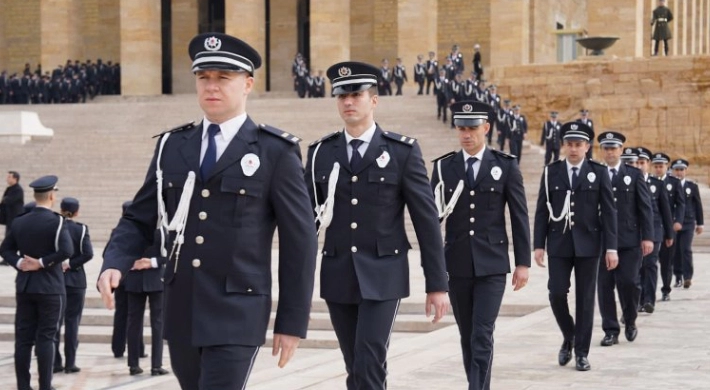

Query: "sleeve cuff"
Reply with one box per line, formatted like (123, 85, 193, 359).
(606, 249, 618, 253)
(151, 257, 158, 269)
(39, 258, 45, 268)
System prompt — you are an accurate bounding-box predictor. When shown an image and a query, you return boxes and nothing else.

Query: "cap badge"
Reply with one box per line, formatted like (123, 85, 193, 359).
(462, 104, 473, 112)
(656, 154, 662, 158)
(338, 67, 352, 77)
(571, 124, 578, 130)
(625, 148, 632, 154)
(606, 133, 614, 139)
(623, 176, 632, 186)
(376, 151, 391, 168)
(587, 172, 596, 183)
(204, 36, 222, 51)
(241, 153, 260, 177)
(491, 166, 502, 181)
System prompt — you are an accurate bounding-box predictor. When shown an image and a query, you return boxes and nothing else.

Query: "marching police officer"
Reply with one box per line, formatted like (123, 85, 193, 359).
(449, 44, 464, 74)
(509, 105, 527, 162)
(670, 159, 704, 289)
(534, 123, 618, 371)
(1, 175, 73, 390)
(495, 99, 512, 152)
(393, 57, 408, 95)
(98, 33, 317, 389)
(378, 59, 393, 95)
(635, 147, 673, 313)
(541, 111, 561, 165)
(431, 101, 530, 390)
(651, 152, 685, 300)
(577, 109, 594, 159)
(53, 197, 93, 375)
(414, 54, 426, 95)
(425, 51, 438, 95)
(486, 86, 501, 146)
(434, 69, 450, 124)
(448, 73, 465, 128)
(595, 133, 653, 348)
(306, 61, 449, 390)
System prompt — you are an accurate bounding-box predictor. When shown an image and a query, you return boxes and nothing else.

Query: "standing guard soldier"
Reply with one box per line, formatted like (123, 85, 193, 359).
(651, 152, 685, 300)
(651, 0, 674, 56)
(1, 175, 73, 390)
(98, 33, 317, 389)
(414, 55, 426, 95)
(635, 148, 673, 313)
(541, 111, 562, 165)
(595, 133, 653, 348)
(431, 100, 530, 390)
(435, 69, 450, 124)
(577, 109, 594, 159)
(393, 58, 408, 96)
(509, 105, 527, 162)
(306, 61, 449, 390)
(534, 123, 618, 371)
(670, 159, 704, 289)
(495, 99, 512, 151)
(425, 51, 438, 95)
(378, 59, 393, 96)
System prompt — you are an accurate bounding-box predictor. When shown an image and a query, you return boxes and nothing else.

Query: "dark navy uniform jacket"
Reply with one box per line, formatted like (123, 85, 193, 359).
(610, 164, 654, 249)
(431, 148, 531, 277)
(662, 174, 686, 225)
(0, 207, 73, 294)
(646, 176, 674, 243)
(305, 126, 448, 304)
(680, 180, 704, 231)
(102, 118, 317, 347)
(540, 121, 561, 149)
(63, 220, 93, 289)
(534, 159, 618, 257)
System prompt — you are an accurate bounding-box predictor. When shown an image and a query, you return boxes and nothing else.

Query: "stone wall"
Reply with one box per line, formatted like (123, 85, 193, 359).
(437, 0, 489, 71)
(0, 0, 41, 73)
(491, 56, 710, 164)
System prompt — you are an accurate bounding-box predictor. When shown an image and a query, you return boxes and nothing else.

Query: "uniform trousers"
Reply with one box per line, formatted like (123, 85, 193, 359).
(327, 299, 400, 390)
(394, 80, 404, 95)
(112, 284, 144, 358)
(659, 239, 676, 295)
(509, 136, 523, 162)
(640, 242, 661, 305)
(426, 77, 434, 95)
(547, 256, 599, 357)
(436, 95, 448, 122)
(127, 291, 163, 369)
(544, 147, 560, 166)
(675, 228, 695, 280)
(598, 247, 642, 334)
(54, 287, 85, 369)
(168, 340, 259, 390)
(449, 275, 506, 390)
(16, 293, 63, 390)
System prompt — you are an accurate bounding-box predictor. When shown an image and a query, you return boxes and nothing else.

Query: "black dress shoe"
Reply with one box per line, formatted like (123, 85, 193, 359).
(674, 279, 683, 288)
(683, 279, 692, 289)
(575, 356, 591, 371)
(625, 325, 638, 342)
(140, 352, 149, 358)
(643, 302, 655, 314)
(661, 293, 671, 301)
(637, 305, 646, 313)
(558, 339, 573, 366)
(151, 367, 170, 376)
(53, 366, 64, 373)
(65, 366, 81, 373)
(600, 334, 619, 346)
(129, 366, 143, 375)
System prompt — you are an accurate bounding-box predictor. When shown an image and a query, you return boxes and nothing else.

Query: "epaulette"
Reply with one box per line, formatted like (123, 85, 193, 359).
(431, 151, 456, 163)
(588, 159, 605, 167)
(152, 121, 196, 138)
(309, 131, 341, 147)
(625, 165, 642, 174)
(259, 123, 301, 144)
(490, 149, 515, 159)
(382, 131, 417, 146)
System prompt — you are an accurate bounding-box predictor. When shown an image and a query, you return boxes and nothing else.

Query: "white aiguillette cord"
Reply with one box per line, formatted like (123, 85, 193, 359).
(155, 132, 197, 273)
(311, 142, 339, 237)
(544, 166, 571, 233)
(434, 159, 464, 222)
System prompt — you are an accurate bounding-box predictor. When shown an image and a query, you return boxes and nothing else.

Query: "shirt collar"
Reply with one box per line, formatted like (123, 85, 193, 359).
(566, 159, 584, 171)
(344, 122, 377, 145)
(203, 113, 247, 142)
(608, 162, 621, 172)
(463, 145, 486, 161)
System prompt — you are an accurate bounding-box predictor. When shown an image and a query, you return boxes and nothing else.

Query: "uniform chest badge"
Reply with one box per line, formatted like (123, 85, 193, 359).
(650, 185, 657, 193)
(241, 153, 260, 177)
(587, 172, 596, 183)
(686, 187, 692, 195)
(623, 175, 632, 186)
(666, 183, 672, 191)
(491, 166, 502, 181)
(376, 151, 391, 168)
(556, 124, 560, 129)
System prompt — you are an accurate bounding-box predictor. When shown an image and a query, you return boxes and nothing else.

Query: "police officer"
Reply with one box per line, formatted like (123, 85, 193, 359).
(306, 61, 449, 390)
(449, 73, 465, 128)
(670, 159, 704, 289)
(495, 99, 512, 152)
(53, 197, 93, 375)
(651, 152, 685, 300)
(577, 109, 594, 160)
(541, 111, 561, 165)
(425, 51, 438, 95)
(434, 68, 450, 124)
(472, 44, 483, 81)
(635, 147, 673, 313)
(486, 86, 501, 146)
(1, 170, 25, 239)
(98, 33, 317, 390)
(509, 105, 527, 162)
(651, 0, 674, 56)
(0, 175, 73, 390)
(414, 54, 426, 95)
(595, 133, 653, 348)
(393, 57, 408, 96)
(378, 59, 393, 95)
(449, 44, 464, 74)
(534, 123, 618, 371)
(431, 101, 530, 390)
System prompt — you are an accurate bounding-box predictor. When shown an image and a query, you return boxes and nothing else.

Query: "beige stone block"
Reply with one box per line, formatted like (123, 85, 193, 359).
(268, 0, 298, 92)
(437, 0, 489, 69)
(648, 97, 667, 108)
(604, 108, 638, 129)
(226, 0, 266, 92)
(639, 78, 660, 94)
(3, 0, 42, 72)
(119, 0, 161, 96)
(585, 79, 602, 96)
(647, 57, 695, 72)
(639, 108, 658, 127)
(613, 80, 641, 95)
(611, 59, 649, 74)
(310, 0, 350, 82)
(688, 106, 703, 126)
(171, 0, 198, 94)
(397, 0, 436, 76)
(667, 107, 689, 126)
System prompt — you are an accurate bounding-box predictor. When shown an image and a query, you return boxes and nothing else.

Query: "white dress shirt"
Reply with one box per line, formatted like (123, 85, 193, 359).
(344, 122, 377, 160)
(566, 160, 584, 187)
(200, 113, 248, 164)
(463, 145, 486, 181)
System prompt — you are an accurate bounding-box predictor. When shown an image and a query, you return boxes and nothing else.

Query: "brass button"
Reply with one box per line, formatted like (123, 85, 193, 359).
(192, 259, 201, 268)
(570, 222, 575, 227)
(351, 199, 358, 205)
(394, 249, 399, 254)
(195, 236, 204, 244)
(613, 187, 617, 192)
(470, 204, 475, 209)
(470, 217, 475, 223)
(168, 182, 173, 188)
(571, 202, 575, 207)
(201, 189, 210, 198)
(239, 189, 246, 195)
(380, 177, 385, 182)
(351, 246, 357, 253)
(247, 288, 253, 293)
(198, 212, 207, 220)
(469, 230, 475, 236)
(352, 176, 358, 183)
(323, 250, 328, 255)
(351, 222, 358, 229)
(470, 190, 475, 196)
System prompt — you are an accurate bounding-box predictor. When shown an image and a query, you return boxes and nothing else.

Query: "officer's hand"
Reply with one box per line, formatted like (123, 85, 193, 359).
(272, 333, 300, 368)
(512, 266, 529, 291)
(641, 240, 654, 256)
(605, 251, 619, 270)
(20, 256, 41, 272)
(665, 238, 674, 247)
(696, 226, 704, 235)
(97, 269, 122, 310)
(534, 249, 546, 268)
(673, 222, 682, 232)
(131, 258, 152, 271)
(425, 291, 449, 323)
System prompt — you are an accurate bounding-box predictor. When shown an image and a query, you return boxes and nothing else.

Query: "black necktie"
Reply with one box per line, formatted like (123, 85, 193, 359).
(200, 124, 221, 181)
(610, 168, 618, 182)
(466, 157, 478, 188)
(350, 139, 364, 171)
(571, 167, 579, 188)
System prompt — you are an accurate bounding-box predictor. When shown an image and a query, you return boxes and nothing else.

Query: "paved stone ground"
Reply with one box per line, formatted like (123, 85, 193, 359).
(0, 249, 708, 389)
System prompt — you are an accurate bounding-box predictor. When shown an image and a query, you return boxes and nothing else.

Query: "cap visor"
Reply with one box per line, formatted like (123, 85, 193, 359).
(454, 118, 486, 127)
(332, 83, 375, 95)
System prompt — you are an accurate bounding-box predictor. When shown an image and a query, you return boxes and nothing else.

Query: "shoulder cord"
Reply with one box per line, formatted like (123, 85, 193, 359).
(54, 215, 64, 252)
(79, 224, 86, 255)
(311, 142, 340, 236)
(434, 159, 464, 221)
(544, 166, 571, 233)
(155, 132, 197, 273)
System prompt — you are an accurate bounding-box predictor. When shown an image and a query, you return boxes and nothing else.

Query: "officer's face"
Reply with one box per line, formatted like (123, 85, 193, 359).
(601, 145, 622, 166)
(457, 122, 490, 155)
(673, 167, 686, 180)
(6, 173, 16, 186)
(196, 70, 253, 123)
(652, 163, 668, 177)
(637, 159, 649, 173)
(563, 140, 590, 164)
(337, 89, 378, 128)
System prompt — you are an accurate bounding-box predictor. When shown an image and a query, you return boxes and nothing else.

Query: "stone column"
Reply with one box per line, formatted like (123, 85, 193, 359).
(171, 0, 198, 94)
(310, 0, 350, 82)
(397, 0, 436, 77)
(225, 0, 266, 92)
(269, 0, 298, 92)
(119, 0, 162, 96)
(490, 0, 530, 66)
(40, 0, 75, 71)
